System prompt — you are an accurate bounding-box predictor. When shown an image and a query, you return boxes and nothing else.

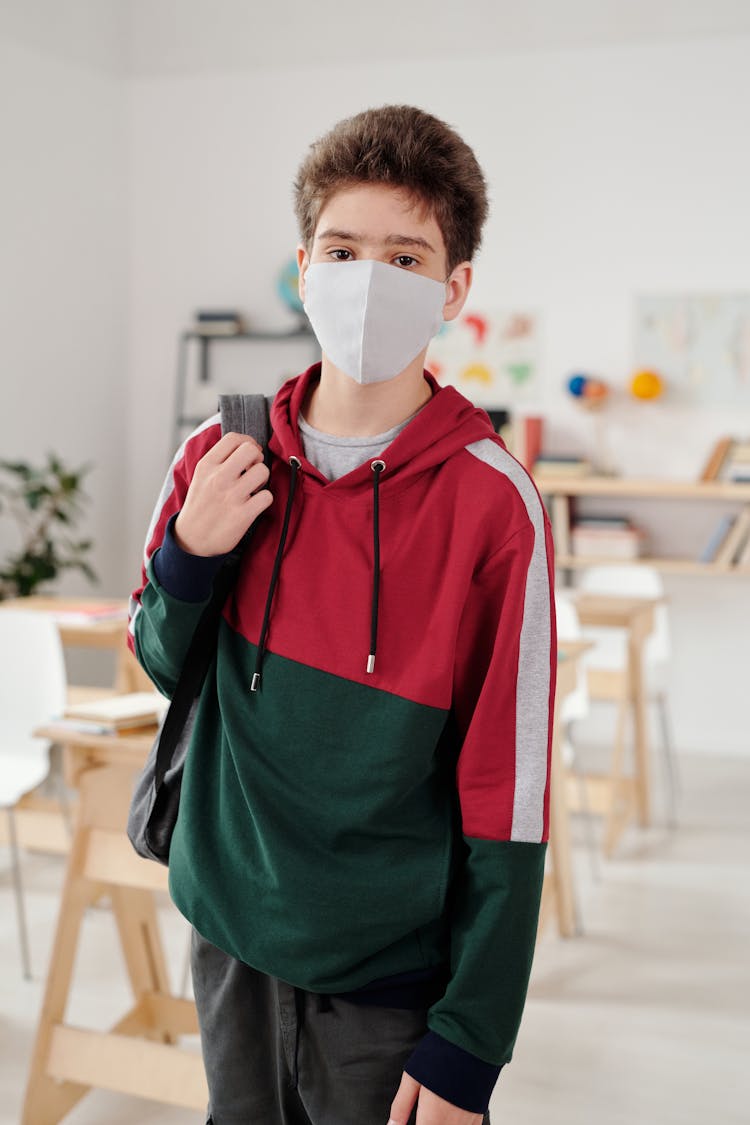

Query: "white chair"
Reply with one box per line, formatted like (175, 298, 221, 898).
(576, 565, 679, 827)
(555, 591, 600, 882)
(555, 591, 589, 742)
(0, 609, 67, 978)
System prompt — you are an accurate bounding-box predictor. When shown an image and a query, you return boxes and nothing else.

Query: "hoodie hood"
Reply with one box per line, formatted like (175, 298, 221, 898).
(269, 363, 498, 489)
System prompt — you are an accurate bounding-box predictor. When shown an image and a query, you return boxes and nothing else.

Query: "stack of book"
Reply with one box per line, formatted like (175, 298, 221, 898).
(699, 507, 750, 566)
(191, 309, 246, 336)
(49, 601, 128, 627)
(699, 436, 750, 483)
(727, 441, 750, 484)
(570, 515, 646, 560)
(59, 691, 169, 734)
(533, 454, 592, 478)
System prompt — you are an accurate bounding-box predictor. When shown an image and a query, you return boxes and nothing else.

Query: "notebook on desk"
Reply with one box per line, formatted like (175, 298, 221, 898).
(61, 691, 168, 734)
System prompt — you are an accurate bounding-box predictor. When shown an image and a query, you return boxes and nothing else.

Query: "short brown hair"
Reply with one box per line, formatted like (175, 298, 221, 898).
(294, 105, 489, 271)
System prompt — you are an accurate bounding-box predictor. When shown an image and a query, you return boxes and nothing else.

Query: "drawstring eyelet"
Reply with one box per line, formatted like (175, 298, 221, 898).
(371, 460, 386, 473)
(289, 455, 301, 469)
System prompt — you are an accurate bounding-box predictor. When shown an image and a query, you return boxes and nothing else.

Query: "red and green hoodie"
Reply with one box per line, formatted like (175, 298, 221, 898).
(128, 364, 556, 1114)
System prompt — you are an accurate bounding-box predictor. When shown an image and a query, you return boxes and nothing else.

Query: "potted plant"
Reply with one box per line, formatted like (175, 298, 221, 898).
(0, 454, 97, 600)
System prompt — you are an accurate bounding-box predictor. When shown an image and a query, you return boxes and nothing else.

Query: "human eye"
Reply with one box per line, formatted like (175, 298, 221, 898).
(328, 248, 354, 262)
(393, 254, 418, 269)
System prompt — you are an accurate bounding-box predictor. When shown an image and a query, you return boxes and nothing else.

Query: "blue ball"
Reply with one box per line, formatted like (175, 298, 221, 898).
(567, 373, 588, 397)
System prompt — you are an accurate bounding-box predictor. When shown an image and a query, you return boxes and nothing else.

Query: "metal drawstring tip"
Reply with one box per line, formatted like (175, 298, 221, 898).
(366, 654, 375, 674)
(250, 672, 261, 692)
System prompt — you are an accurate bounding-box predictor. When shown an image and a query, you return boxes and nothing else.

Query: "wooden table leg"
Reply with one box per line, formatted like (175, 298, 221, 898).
(548, 731, 577, 937)
(629, 611, 653, 827)
(115, 644, 155, 693)
(21, 762, 207, 1123)
(21, 776, 107, 1124)
(541, 672, 578, 938)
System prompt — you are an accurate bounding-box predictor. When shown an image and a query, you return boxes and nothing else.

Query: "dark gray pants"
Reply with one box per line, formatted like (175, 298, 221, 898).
(191, 930, 491, 1125)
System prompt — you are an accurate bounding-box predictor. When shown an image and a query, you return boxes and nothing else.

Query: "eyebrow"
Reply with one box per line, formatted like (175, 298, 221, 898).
(315, 228, 437, 253)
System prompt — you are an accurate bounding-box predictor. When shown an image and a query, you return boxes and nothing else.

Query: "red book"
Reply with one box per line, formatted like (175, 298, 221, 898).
(516, 416, 544, 471)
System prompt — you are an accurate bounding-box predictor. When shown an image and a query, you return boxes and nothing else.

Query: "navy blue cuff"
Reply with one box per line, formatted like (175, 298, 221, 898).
(404, 1030, 502, 1115)
(152, 513, 228, 603)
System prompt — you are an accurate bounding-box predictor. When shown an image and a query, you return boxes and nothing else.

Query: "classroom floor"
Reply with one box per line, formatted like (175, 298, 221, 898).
(1, 750, 748, 1125)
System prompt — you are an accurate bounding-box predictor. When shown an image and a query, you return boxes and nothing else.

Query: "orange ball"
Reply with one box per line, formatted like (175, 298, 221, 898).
(631, 370, 664, 400)
(583, 379, 609, 400)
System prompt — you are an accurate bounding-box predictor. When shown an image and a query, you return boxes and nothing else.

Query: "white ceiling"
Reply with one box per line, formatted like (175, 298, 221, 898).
(3, 0, 750, 77)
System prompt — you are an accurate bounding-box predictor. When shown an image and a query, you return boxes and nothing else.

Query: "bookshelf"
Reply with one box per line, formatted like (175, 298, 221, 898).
(173, 325, 319, 451)
(534, 476, 750, 576)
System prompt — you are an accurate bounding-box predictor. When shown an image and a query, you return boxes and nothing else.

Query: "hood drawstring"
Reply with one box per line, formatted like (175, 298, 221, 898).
(250, 456, 301, 693)
(251, 455, 386, 691)
(367, 460, 385, 675)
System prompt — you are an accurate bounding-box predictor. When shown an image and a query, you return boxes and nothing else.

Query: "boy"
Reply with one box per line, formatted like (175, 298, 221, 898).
(129, 105, 556, 1125)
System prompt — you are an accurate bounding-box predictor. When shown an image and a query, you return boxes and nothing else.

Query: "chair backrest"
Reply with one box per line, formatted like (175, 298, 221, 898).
(554, 590, 583, 642)
(576, 564, 671, 666)
(0, 610, 67, 756)
(554, 590, 589, 722)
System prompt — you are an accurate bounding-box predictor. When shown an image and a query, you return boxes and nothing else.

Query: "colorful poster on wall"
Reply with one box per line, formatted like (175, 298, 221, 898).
(634, 293, 750, 404)
(426, 309, 540, 405)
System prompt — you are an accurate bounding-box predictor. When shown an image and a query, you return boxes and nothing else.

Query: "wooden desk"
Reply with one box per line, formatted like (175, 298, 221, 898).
(0, 596, 150, 693)
(568, 593, 662, 854)
(21, 726, 207, 1124)
(0, 597, 150, 855)
(539, 640, 593, 939)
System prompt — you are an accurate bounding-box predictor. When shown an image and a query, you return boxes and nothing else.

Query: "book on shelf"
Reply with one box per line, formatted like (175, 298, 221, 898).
(725, 439, 750, 481)
(699, 436, 733, 481)
(737, 532, 750, 568)
(730, 441, 750, 463)
(191, 323, 245, 336)
(533, 455, 592, 477)
(700, 436, 750, 483)
(513, 416, 544, 472)
(570, 523, 645, 560)
(698, 513, 736, 563)
(61, 691, 169, 734)
(49, 601, 128, 626)
(574, 515, 630, 530)
(191, 309, 246, 336)
(713, 507, 750, 566)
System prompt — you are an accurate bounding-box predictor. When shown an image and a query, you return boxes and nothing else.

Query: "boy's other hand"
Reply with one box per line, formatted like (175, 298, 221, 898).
(388, 1073, 484, 1125)
(174, 432, 273, 557)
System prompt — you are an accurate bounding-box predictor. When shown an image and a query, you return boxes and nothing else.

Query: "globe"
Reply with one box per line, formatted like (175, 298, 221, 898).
(277, 258, 305, 316)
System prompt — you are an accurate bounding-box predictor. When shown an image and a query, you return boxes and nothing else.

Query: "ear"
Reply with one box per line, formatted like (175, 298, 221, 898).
(443, 262, 473, 323)
(297, 244, 310, 303)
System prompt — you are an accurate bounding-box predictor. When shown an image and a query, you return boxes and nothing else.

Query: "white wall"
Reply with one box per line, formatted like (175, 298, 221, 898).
(0, 1, 129, 598)
(2, 4, 747, 754)
(127, 34, 750, 756)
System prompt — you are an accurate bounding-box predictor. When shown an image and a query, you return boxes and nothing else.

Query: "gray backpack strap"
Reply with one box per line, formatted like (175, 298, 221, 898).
(218, 393, 273, 443)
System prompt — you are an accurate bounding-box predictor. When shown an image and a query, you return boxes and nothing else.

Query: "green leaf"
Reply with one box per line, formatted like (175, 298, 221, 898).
(0, 461, 32, 479)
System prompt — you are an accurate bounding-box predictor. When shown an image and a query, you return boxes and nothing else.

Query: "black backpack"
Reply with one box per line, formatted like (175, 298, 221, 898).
(127, 394, 272, 865)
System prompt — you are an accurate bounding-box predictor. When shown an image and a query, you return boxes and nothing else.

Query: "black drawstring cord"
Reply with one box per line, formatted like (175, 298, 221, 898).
(250, 456, 301, 692)
(367, 460, 385, 674)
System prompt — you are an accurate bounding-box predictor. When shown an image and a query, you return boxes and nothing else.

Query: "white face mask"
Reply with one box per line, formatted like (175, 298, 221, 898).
(303, 260, 447, 385)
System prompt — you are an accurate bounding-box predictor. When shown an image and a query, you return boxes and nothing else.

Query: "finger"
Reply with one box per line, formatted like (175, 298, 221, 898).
(243, 488, 273, 524)
(388, 1072, 420, 1125)
(203, 432, 263, 466)
(223, 439, 266, 476)
(231, 460, 270, 496)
